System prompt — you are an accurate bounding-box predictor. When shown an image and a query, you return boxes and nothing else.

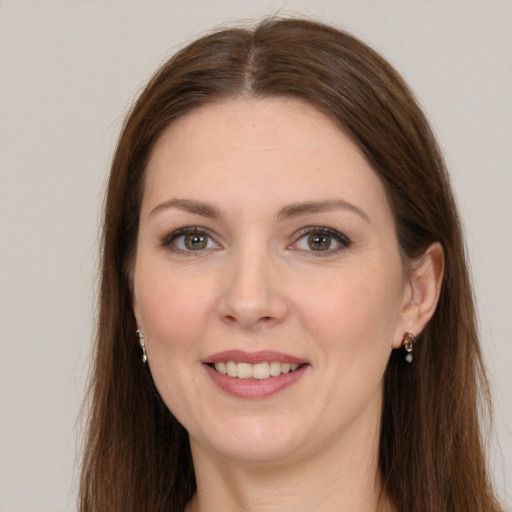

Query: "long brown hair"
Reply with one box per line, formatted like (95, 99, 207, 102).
(80, 18, 500, 511)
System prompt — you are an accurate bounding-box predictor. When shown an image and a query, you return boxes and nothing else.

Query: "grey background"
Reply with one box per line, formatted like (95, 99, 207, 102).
(0, 1, 510, 510)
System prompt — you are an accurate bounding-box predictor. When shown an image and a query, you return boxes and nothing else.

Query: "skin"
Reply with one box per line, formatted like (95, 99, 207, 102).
(132, 98, 444, 512)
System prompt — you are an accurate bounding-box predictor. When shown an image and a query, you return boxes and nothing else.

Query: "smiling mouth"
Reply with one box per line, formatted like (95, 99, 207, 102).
(209, 361, 305, 380)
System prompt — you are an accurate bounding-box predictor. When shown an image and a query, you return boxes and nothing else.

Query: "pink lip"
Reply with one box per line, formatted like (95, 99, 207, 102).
(204, 364, 308, 399)
(202, 350, 310, 399)
(203, 350, 307, 365)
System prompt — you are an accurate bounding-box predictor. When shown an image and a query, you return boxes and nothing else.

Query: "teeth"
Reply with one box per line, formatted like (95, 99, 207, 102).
(269, 361, 282, 377)
(226, 361, 237, 377)
(213, 361, 303, 379)
(237, 362, 252, 379)
(252, 362, 270, 380)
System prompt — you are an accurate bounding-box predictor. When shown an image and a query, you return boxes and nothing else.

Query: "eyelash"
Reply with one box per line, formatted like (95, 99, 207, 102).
(161, 226, 352, 255)
(291, 226, 352, 256)
(161, 226, 219, 254)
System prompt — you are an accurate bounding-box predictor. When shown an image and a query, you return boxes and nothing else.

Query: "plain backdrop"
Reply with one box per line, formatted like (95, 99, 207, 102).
(0, 1, 510, 511)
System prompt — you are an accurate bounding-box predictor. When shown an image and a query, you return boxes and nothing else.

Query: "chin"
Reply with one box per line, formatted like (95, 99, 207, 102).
(190, 415, 311, 465)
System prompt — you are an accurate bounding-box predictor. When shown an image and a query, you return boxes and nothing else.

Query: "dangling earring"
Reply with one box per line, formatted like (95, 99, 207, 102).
(136, 329, 148, 364)
(402, 332, 417, 363)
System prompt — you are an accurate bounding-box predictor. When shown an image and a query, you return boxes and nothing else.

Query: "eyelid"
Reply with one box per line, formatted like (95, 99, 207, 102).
(290, 226, 352, 254)
(160, 225, 350, 255)
(161, 226, 221, 252)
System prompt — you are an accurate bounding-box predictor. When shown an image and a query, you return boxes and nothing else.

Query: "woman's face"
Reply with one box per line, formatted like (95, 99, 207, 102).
(133, 98, 412, 465)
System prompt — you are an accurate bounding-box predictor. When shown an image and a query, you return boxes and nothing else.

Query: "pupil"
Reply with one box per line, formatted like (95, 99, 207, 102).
(185, 234, 207, 250)
(308, 233, 331, 251)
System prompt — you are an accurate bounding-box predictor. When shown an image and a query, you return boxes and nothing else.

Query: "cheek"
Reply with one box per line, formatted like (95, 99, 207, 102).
(134, 261, 217, 354)
(133, 264, 216, 415)
(294, 264, 403, 361)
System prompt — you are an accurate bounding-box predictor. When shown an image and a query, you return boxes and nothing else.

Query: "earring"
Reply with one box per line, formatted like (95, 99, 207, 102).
(136, 329, 148, 364)
(402, 332, 417, 363)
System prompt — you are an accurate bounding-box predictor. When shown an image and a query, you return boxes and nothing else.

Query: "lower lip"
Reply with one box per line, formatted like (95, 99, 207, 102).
(204, 364, 308, 399)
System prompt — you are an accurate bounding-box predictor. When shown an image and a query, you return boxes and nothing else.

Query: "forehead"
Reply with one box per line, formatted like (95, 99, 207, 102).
(150, 97, 355, 159)
(142, 97, 392, 224)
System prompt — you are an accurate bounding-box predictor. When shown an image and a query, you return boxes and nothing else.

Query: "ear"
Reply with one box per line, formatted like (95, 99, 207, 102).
(131, 283, 143, 331)
(393, 242, 445, 348)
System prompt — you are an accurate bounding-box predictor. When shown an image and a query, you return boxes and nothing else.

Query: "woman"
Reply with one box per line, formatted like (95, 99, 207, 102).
(80, 18, 501, 511)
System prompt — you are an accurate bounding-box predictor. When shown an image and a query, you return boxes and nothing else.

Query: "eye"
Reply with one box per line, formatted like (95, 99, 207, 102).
(292, 227, 351, 254)
(163, 227, 219, 252)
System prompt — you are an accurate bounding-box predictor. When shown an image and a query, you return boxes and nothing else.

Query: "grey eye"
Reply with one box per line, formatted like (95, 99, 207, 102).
(307, 233, 332, 251)
(184, 233, 208, 250)
(293, 227, 351, 254)
(167, 230, 218, 252)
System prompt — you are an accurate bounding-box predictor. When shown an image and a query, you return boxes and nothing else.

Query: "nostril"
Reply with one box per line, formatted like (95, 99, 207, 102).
(222, 313, 276, 327)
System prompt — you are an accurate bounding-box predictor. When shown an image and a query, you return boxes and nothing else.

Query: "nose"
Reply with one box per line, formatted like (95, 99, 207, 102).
(218, 246, 289, 330)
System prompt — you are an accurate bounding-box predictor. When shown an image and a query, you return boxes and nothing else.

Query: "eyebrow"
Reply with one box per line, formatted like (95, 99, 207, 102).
(276, 200, 370, 223)
(149, 199, 221, 218)
(150, 198, 369, 223)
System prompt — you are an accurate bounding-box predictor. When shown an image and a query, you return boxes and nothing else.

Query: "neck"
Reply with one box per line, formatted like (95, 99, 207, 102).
(187, 415, 394, 512)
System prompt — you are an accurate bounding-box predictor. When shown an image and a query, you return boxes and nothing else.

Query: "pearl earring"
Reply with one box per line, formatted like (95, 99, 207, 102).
(402, 332, 417, 363)
(136, 329, 148, 364)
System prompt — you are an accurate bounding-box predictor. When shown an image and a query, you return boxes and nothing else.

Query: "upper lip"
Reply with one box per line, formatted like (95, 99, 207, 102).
(203, 350, 307, 365)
